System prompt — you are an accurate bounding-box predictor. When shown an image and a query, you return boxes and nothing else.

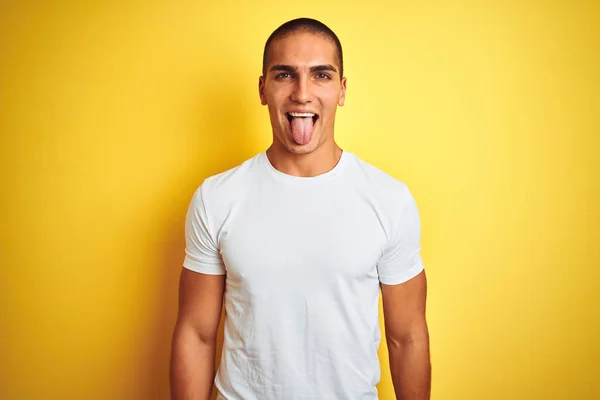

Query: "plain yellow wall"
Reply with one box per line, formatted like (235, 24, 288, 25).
(1, 1, 599, 399)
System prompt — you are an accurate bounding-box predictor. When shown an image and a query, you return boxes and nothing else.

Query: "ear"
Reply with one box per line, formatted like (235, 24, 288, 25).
(338, 77, 347, 107)
(259, 76, 267, 105)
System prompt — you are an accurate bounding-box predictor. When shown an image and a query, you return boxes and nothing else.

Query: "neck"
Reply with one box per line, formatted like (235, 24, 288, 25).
(266, 140, 343, 178)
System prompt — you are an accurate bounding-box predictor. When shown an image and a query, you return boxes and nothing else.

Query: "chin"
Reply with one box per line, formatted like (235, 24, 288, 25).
(287, 143, 318, 155)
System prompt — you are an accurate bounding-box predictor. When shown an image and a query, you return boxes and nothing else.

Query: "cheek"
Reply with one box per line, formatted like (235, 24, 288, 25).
(319, 86, 341, 101)
(321, 93, 341, 114)
(266, 103, 286, 128)
(267, 85, 289, 100)
(268, 95, 286, 113)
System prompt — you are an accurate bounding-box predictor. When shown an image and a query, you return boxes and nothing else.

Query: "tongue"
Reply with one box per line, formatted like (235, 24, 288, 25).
(291, 117, 314, 145)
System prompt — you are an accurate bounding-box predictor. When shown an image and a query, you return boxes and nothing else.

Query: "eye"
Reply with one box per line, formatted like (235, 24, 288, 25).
(276, 72, 292, 79)
(315, 73, 331, 80)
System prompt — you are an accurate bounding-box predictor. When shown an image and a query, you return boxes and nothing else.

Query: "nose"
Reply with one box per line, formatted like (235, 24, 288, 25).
(290, 76, 312, 103)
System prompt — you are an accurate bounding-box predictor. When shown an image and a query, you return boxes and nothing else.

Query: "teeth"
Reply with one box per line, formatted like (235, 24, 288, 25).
(288, 112, 315, 117)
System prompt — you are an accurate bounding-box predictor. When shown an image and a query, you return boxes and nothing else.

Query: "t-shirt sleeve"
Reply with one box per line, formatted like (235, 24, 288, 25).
(182, 184, 226, 275)
(377, 185, 425, 285)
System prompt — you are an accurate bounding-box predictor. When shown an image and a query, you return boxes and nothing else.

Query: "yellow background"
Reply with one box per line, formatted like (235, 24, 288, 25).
(1, 1, 599, 399)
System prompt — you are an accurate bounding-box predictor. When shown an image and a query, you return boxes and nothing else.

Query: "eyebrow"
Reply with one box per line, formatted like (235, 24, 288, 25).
(269, 64, 338, 74)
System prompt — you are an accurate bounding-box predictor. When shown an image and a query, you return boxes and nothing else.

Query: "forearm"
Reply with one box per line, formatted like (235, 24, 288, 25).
(388, 336, 431, 400)
(170, 324, 217, 400)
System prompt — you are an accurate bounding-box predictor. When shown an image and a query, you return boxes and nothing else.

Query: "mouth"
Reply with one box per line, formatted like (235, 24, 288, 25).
(286, 112, 319, 126)
(286, 111, 319, 145)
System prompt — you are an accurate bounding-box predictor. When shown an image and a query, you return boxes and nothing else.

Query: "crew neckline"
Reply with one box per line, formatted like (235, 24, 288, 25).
(260, 150, 350, 183)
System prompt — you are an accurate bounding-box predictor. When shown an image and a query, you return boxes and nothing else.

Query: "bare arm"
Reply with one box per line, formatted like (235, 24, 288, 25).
(381, 270, 431, 400)
(170, 268, 225, 400)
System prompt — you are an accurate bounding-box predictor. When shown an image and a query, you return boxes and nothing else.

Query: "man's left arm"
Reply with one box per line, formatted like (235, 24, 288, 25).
(381, 270, 431, 400)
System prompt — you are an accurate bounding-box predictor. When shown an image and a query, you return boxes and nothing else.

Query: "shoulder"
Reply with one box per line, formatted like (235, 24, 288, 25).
(190, 152, 264, 211)
(345, 152, 411, 203)
(346, 153, 422, 242)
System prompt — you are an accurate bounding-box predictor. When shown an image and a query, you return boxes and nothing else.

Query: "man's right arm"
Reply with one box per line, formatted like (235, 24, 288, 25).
(170, 267, 225, 400)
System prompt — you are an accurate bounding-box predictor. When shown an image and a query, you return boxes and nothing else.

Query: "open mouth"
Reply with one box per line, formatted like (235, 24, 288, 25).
(286, 112, 319, 125)
(286, 112, 319, 145)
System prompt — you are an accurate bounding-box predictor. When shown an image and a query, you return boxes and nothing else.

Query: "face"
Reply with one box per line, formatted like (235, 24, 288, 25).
(259, 32, 347, 155)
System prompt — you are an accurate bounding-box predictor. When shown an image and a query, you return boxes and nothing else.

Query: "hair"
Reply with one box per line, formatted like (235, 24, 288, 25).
(262, 18, 344, 78)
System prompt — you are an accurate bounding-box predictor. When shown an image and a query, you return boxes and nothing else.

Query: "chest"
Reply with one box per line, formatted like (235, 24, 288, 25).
(217, 186, 388, 290)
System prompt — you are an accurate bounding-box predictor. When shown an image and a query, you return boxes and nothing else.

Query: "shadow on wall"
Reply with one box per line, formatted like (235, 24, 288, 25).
(135, 70, 260, 400)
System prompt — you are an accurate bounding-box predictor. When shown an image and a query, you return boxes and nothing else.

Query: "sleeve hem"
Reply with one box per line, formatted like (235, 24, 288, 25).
(378, 259, 424, 285)
(183, 258, 226, 275)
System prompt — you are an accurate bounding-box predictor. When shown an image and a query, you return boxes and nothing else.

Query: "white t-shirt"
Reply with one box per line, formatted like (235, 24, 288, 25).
(183, 150, 424, 400)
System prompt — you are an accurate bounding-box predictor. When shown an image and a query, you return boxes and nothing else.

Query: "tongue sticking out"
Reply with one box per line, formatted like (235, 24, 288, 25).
(290, 117, 314, 145)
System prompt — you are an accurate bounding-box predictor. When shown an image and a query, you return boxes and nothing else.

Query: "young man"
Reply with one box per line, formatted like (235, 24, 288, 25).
(170, 18, 431, 400)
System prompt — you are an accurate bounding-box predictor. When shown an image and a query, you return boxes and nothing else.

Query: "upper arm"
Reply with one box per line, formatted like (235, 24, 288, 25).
(381, 271, 428, 345)
(176, 182, 226, 341)
(378, 184, 428, 343)
(175, 268, 225, 343)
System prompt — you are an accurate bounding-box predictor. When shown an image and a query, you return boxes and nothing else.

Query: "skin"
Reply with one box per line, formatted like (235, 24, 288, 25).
(170, 30, 431, 400)
(259, 31, 347, 178)
(382, 272, 432, 399)
(170, 270, 224, 400)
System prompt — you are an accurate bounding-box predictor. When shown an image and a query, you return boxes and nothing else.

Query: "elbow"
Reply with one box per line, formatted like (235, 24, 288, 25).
(386, 325, 430, 351)
(173, 320, 218, 349)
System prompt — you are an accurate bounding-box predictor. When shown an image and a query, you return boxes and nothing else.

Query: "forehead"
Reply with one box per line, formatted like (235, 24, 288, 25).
(267, 31, 338, 69)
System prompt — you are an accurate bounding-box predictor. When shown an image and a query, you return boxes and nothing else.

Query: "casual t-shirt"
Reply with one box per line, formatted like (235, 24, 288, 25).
(183, 150, 425, 400)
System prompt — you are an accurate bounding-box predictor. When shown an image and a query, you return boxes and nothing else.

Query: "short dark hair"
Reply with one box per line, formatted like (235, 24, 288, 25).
(262, 18, 344, 78)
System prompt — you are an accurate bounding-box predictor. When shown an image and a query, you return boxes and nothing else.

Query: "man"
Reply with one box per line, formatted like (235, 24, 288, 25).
(170, 18, 431, 400)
